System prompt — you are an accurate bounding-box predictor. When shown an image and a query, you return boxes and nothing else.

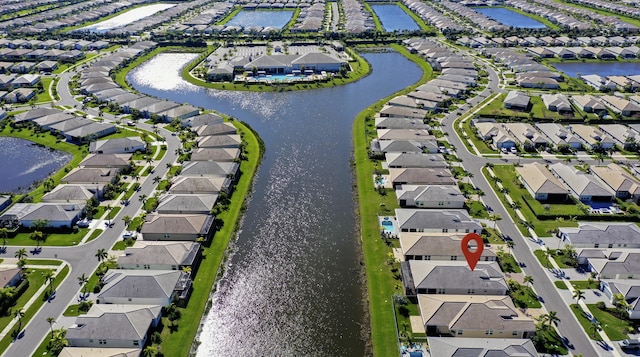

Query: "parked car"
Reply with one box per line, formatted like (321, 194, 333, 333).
(510, 147, 518, 154)
(77, 218, 90, 228)
(122, 231, 137, 239)
(618, 338, 640, 349)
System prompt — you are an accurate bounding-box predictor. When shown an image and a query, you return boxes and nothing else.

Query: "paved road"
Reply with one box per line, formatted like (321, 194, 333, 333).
(1, 66, 182, 357)
(440, 52, 603, 356)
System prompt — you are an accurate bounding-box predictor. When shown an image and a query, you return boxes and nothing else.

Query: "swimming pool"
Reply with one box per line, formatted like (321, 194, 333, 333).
(381, 219, 395, 233)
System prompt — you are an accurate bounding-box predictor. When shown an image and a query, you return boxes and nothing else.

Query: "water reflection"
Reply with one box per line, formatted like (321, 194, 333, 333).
(370, 4, 420, 31)
(78, 3, 176, 32)
(226, 10, 294, 29)
(0, 137, 71, 193)
(128, 51, 422, 356)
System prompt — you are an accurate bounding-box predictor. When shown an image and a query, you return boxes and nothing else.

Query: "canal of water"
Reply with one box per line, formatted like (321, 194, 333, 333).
(473, 7, 547, 28)
(553, 61, 640, 78)
(0, 137, 71, 193)
(370, 4, 420, 32)
(128, 50, 422, 356)
(226, 10, 294, 29)
(78, 3, 176, 33)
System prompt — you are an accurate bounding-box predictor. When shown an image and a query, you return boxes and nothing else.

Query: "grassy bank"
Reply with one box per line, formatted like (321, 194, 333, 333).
(353, 44, 432, 356)
(160, 119, 263, 356)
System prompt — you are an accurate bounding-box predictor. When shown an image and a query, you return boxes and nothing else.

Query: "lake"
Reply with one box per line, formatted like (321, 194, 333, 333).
(474, 7, 547, 28)
(77, 3, 176, 33)
(0, 137, 71, 193)
(128, 50, 422, 356)
(553, 61, 640, 78)
(226, 10, 294, 29)
(370, 4, 420, 31)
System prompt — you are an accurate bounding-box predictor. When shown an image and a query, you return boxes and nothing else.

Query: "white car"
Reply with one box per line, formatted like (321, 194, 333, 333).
(510, 147, 518, 154)
(122, 231, 137, 239)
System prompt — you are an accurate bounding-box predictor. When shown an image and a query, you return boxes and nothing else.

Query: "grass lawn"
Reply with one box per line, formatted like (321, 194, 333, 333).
(353, 46, 434, 356)
(509, 283, 542, 308)
(63, 304, 82, 317)
(536, 328, 569, 355)
(24, 259, 61, 266)
(486, 165, 578, 236)
(85, 229, 103, 243)
(534, 250, 554, 269)
(571, 304, 603, 341)
(158, 120, 262, 356)
(111, 238, 135, 250)
(571, 280, 599, 290)
(394, 302, 426, 340)
(483, 227, 504, 245)
(459, 116, 498, 154)
(498, 253, 522, 273)
(0, 265, 68, 355)
(6, 229, 89, 246)
(587, 304, 634, 341)
(36, 77, 54, 102)
(554, 280, 568, 289)
(466, 200, 489, 218)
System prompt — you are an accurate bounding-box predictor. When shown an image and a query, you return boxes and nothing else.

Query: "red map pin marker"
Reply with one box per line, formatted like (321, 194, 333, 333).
(461, 233, 484, 271)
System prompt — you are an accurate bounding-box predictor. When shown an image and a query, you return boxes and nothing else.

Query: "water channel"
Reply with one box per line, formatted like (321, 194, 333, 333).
(226, 10, 294, 29)
(370, 4, 420, 32)
(553, 61, 640, 78)
(128, 51, 422, 356)
(473, 7, 547, 28)
(0, 137, 71, 193)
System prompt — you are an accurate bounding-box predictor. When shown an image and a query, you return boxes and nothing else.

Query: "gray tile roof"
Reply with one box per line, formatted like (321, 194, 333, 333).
(427, 337, 538, 357)
(98, 270, 186, 301)
(396, 209, 482, 232)
(66, 304, 161, 341)
(118, 241, 200, 267)
(559, 222, 640, 246)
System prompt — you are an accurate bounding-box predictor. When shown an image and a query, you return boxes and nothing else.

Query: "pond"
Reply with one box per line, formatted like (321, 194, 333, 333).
(225, 10, 294, 29)
(553, 61, 640, 78)
(128, 50, 422, 356)
(0, 137, 71, 193)
(77, 3, 176, 33)
(473, 7, 547, 28)
(370, 4, 420, 31)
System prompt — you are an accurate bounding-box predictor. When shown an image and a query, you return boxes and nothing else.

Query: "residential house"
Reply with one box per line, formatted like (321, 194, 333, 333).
(598, 124, 637, 150)
(580, 74, 616, 91)
(503, 123, 549, 149)
(155, 194, 218, 215)
(400, 233, 497, 262)
(385, 153, 447, 168)
(80, 154, 132, 169)
(96, 270, 191, 305)
(427, 337, 538, 357)
(541, 93, 572, 113)
(395, 185, 465, 208)
(180, 161, 239, 179)
(571, 95, 606, 114)
(90, 137, 146, 154)
(396, 209, 482, 234)
(374, 117, 430, 130)
(62, 168, 118, 185)
(66, 304, 162, 348)
(608, 75, 639, 91)
(169, 176, 231, 195)
(389, 168, 455, 188)
(41, 185, 96, 203)
(117, 241, 201, 273)
(515, 163, 569, 201)
(418, 294, 535, 338)
(402, 261, 507, 296)
(535, 123, 584, 150)
(600, 95, 640, 116)
(591, 164, 640, 202)
(4, 88, 35, 103)
(4, 203, 84, 228)
(600, 279, 640, 319)
(196, 134, 241, 149)
(473, 121, 516, 149)
(588, 252, 640, 280)
(194, 123, 237, 137)
(181, 113, 224, 128)
(141, 214, 215, 241)
(377, 129, 434, 142)
(189, 148, 240, 162)
(0, 265, 22, 288)
(569, 124, 616, 150)
(503, 91, 530, 111)
(558, 222, 640, 248)
(549, 163, 614, 202)
(379, 105, 428, 120)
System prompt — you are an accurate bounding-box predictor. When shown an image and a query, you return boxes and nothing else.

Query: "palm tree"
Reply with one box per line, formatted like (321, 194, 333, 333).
(153, 176, 161, 184)
(95, 248, 108, 263)
(44, 270, 55, 295)
(14, 248, 27, 260)
(29, 230, 44, 247)
(143, 345, 160, 357)
(506, 240, 515, 255)
(46, 317, 56, 337)
(589, 319, 602, 338)
(488, 214, 501, 230)
(523, 275, 534, 287)
(0, 227, 7, 247)
(77, 274, 89, 298)
(49, 328, 68, 354)
(547, 311, 560, 328)
(14, 309, 25, 329)
(573, 289, 585, 305)
(138, 194, 148, 206)
(123, 215, 132, 228)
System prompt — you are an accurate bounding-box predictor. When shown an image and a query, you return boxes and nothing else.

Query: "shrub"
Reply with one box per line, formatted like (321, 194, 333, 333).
(596, 301, 606, 310)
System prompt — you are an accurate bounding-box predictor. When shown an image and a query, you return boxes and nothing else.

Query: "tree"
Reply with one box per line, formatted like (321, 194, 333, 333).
(95, 248, 108, 263)
(14, 309, 25, 329)
(32, 219, 48, 234)
(488, 214, 501, 230)
(547, 311, 560, 328)
(524, 275, 534, 287)
(29, 230, 45, 247)
(506, 240, 515, 255)
(123, 215, 132, 228)
(44, 270, 55, 295)
(143, 345, 160, 357)
(167, 302, 181, 327)
(14, 248, 27, 260)
(139, 194, 148, 206)
(49, 328, 68, 354)
(0, 227, 7, 247)
(573, 289, 585, 304)
(46, 317, 56, 337)
(589, 319, 602, 338)
(77, 274, 89, 298)
(153, 176, 161, 184)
